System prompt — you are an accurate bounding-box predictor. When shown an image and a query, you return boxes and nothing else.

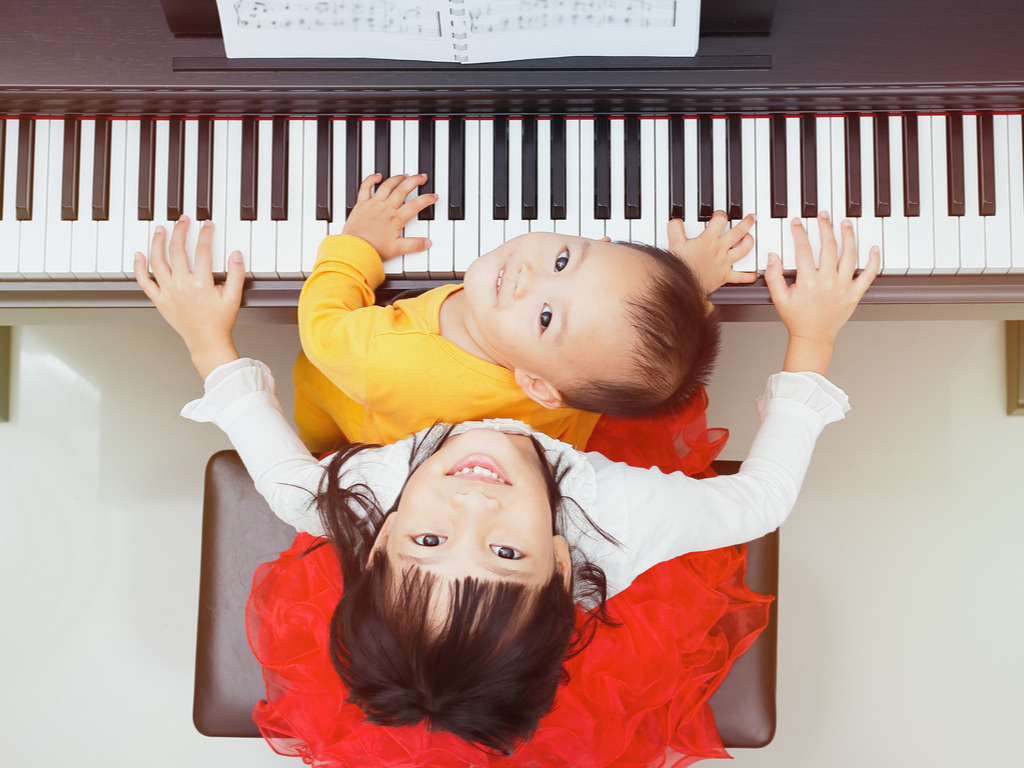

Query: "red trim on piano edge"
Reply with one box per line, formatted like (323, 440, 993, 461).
(2, 276, 1024, 309)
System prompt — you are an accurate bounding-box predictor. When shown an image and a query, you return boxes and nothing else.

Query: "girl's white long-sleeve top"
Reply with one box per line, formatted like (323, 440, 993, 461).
(182, 359, 849, 600)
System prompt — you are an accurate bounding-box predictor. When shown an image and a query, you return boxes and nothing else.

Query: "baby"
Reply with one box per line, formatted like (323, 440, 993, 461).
(294, 173, 756, 452)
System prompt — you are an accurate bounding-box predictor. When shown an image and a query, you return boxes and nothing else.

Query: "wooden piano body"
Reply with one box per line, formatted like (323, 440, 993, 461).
(3, 0, 1024, 325)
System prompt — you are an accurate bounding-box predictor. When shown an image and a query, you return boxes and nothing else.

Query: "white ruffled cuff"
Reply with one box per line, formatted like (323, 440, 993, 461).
(180, 358, 277, 424)
(756, 371, 850, 425)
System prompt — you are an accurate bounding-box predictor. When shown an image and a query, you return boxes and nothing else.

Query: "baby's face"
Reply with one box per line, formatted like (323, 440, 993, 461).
(461, 233, 655, 397)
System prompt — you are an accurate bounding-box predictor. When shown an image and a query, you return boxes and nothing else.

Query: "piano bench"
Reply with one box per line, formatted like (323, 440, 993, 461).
(193, 452, 778, 749)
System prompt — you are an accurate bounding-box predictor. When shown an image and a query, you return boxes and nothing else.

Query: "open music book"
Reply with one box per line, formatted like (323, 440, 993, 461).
(216, 0, 701, 63)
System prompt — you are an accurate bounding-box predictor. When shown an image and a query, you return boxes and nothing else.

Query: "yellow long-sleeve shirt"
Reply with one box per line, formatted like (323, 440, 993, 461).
(294, 234, 599, 450)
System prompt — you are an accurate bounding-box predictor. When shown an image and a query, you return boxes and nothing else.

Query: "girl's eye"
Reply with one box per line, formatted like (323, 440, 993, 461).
(491, 545, 523, 560)
(540, 304, 553, 330)
(554, 251, 570, 272)
(413, 534, 446, 547)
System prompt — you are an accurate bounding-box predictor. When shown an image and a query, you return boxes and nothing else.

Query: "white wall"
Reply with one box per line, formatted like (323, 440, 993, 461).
(1, 317, 1021, 767)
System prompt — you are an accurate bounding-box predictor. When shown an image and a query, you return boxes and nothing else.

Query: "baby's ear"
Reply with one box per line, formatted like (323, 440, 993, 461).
(514, 369, 564, 410)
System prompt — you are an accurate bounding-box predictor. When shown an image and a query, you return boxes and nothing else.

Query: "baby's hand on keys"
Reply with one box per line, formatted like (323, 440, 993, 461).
(342, 174, 437, 261)
(667, 211, 757, 295)
(134, 217, 245, 379)
(765, 213, 879, 375)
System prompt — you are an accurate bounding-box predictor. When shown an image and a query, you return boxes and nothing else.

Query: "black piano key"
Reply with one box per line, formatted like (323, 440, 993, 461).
(946, 113, 966, 216)
(0, 120, 5, 218)
(769, 114, 787, 218)
(844, 113, 862, 218)
(726, 115, 743, 219)
(669, 116, 684, 219)
(492, 116, 508, 220)
(374, 118, 390, 178)
(167, 117, 185, 220)
(417, 117, 434, 221)
(315, 117, 333, 221)
(594, 116, 611, 219)
(344, 117, 360, 218)
(271, 116, 289, 221)
(91, 116, 111, 221)
(901, 114, 921, 217)
(873, 114, 891, 217)
(16, 118, 36, 220)
(521, 116, 538, 220)
(624, 115, 641, 220)
(137, 116, 156, 221)
(60, 117, 81, 220)
(239, 116, 258, 222)
(550, 115, 566, 220)
(196, 117, 214, 222)
(697, 115, 714, 221)
(448, 116, 466, 221)
(978, 112, 997, 216)
(799, 115, 817, 217)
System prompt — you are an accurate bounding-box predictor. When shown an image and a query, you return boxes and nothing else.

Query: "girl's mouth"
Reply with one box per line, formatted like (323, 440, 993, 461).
(447, 453, 511, 485)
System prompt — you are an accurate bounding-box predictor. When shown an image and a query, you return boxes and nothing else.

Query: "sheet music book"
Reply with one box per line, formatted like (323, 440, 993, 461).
(216, 1, 702, 63)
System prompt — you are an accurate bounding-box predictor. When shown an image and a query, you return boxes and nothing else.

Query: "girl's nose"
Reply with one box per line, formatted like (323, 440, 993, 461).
(451, 490, 500, 512)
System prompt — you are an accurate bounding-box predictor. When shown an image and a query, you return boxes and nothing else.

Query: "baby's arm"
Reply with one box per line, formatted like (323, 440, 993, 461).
(667, 212, 757, 295)
(765, 213, 880, 375)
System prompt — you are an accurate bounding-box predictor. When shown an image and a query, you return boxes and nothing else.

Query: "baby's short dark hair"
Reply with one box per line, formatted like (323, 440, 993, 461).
(559, 241, 721, 418)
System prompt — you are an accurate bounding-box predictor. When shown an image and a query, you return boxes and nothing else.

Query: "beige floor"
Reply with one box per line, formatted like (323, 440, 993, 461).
(1, 315, 1022, 767)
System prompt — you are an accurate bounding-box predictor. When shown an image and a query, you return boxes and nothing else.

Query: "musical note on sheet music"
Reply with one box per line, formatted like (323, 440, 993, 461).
(231, 1, 443, 38)
(467, 0, 678, 34)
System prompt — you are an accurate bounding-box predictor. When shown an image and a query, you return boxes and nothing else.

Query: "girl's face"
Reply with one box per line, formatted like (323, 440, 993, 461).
(371, 428, 571, 592)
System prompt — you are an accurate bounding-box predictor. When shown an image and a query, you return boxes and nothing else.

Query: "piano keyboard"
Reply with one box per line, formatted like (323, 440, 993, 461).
(3, 112, 1024, 285)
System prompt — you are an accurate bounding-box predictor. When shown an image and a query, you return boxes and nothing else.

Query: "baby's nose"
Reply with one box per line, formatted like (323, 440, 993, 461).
(513, 261, 534, 296)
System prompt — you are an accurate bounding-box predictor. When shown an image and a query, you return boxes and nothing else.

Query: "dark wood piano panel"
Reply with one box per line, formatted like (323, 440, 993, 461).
(3, 0, 1024, 116)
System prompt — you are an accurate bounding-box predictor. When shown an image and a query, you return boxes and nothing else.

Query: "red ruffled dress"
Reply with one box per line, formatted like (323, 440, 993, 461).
(247, 388, 773, 767)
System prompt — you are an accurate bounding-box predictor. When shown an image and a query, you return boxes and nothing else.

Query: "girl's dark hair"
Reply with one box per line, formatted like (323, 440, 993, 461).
(311, 426, 616, 755)
(560, 241, 721, 418)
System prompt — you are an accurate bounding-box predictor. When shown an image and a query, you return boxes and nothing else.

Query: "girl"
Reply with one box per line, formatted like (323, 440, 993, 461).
(137, 213, 877, 765)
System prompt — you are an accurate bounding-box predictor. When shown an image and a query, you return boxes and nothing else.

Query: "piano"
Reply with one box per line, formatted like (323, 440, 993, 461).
(3, 0, 1024, 321)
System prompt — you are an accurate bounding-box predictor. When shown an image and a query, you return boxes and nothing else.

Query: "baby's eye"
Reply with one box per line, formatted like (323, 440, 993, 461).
(413, 534, 446, 547)
(540, 304, 553, 330)
(491, 545, 523, 560)
(554, 251, 570, 272)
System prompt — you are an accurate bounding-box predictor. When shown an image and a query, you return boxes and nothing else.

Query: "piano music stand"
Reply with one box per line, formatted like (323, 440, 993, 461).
(194, 451, 778, 748)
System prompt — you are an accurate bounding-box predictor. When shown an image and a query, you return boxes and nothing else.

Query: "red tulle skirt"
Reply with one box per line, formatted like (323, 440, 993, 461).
(247, 388, 772, 767)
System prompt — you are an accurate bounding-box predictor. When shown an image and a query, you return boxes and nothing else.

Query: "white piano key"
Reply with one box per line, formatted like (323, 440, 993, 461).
(856, 115, 883, 270)
(930, 115, 961, 273)
(505, 118, 531, 241)
(477, 118, 504, 256)
(907, 114, 935, 275)
(1006, 114, 1024, 274)
(880, 114, 909, 275)
(299, 119, 327, 278)
(984, 113, 1012, 274)
(20, 119, 51, 279)
(401, 118, 431, 278)
(682, 116, 704, 239)
(208, 119, 229, 273)
(453, 119, 480, 275)
(753, 116, 783, 269)
(275, 117, 304, 278)
(605, 117, 630, 241)
(0, 119, 21, 278)
(633, 117, 658, 247)
(577, 118, 603, 240)
(531, 117, 556, 237)
(557, 117, 581, 238)
(44, 119, 74, 277)
(653, 117, 670, 250)
(250, 118, 277, 277)
(181, 118, 200, 258)
(381, 119, 407, 275)
(958, 114, 986, 274)
(828, 115, 851, 252)
(70, 118, 99, 278)
(327, 118, 347, 238)
(712, 116, 728, 215)
(733, 116, 758, 273)
(427, 118, 455, 278)
(121, 119, 151, 273)
(360, 120, 375, 183)
(96, 119, 127, 278)
(223, 119, 253, 276)
(782, 115, 802, 269)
